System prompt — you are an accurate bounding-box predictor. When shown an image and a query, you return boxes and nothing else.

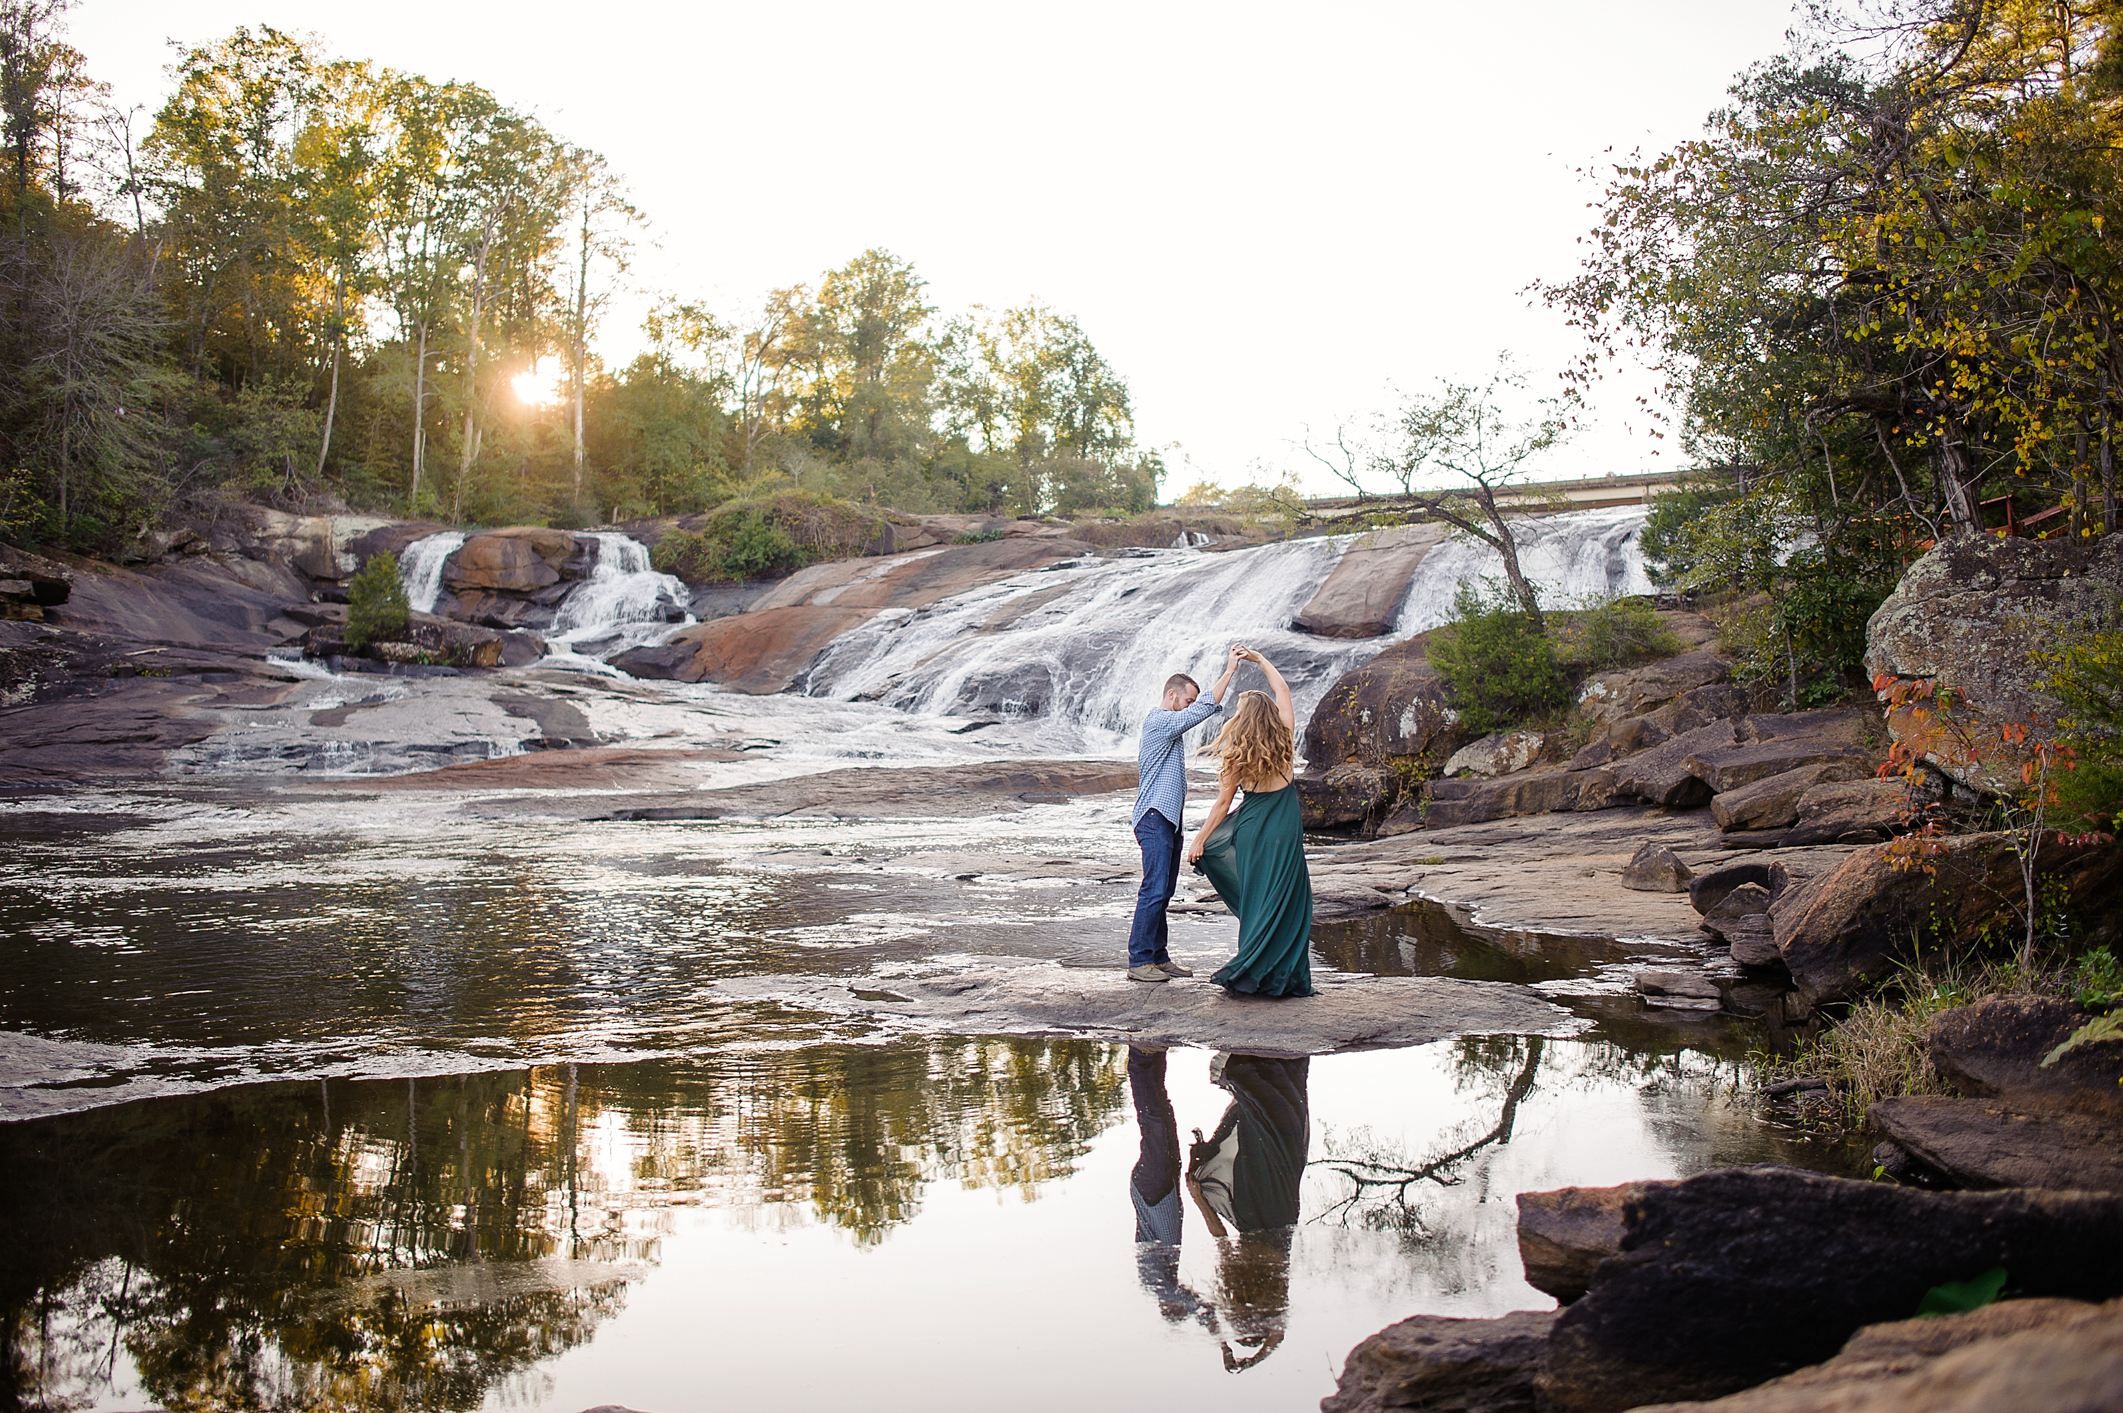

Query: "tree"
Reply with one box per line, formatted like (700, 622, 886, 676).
(555, 147, 633, 510)
(1314, 356, 1568, 628)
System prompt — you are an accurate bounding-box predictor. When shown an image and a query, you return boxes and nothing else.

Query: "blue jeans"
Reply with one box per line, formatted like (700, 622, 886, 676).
(1128, 812, 1181, 967)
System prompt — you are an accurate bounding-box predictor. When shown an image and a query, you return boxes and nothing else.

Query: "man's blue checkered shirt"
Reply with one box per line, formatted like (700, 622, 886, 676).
(1132, 691, 1223, 829)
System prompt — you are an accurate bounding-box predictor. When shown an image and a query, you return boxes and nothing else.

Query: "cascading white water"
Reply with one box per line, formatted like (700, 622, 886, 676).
(397, 531, 467, 614)
(545, 532, 694, 658)
(802, 505, 1655, 749)
(1396, 503, 1657, 632)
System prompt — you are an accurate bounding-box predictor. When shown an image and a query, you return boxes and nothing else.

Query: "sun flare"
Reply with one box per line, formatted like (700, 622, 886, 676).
(511, 365, 562, 407)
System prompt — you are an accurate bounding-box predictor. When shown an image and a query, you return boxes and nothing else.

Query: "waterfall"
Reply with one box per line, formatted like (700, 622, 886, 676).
(1396, 503, 1656, 631)
(802, 505, 1653, 748)
(545, 532, 694, 659)
(397, 531, 466, 614)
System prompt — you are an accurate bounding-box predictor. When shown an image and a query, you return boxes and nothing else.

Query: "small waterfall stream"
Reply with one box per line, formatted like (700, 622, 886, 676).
(398, 532, 467, 614)
(545, 532, 693, 659)
(803, 505, 1655, 747)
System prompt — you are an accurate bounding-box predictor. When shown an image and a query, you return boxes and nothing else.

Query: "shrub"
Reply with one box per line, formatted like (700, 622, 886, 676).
(2036, 599, 2123, 836)
(1555, 595, 1684, 672)
(1427, 583, 1571, 734)
(345, 550, 410, 650)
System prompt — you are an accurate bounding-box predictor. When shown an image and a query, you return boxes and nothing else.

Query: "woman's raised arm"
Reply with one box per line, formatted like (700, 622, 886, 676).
(1238, 647, 1295, 730)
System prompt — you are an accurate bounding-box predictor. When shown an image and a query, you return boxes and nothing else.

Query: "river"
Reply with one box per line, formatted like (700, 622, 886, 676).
(0, 510, 1860, 1413)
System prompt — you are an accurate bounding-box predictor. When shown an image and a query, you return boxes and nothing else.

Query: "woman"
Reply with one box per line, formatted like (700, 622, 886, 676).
(1184, 647, 1314, 997)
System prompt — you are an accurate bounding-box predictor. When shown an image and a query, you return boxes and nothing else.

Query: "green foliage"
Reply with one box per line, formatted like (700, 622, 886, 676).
(2042, 1012, 2123, 1072)
(344, 550, 409, 649)
(952, 528, 1004, 545)
(2071, 947, 2122, 1011)
(2036, 603, 2123, 836)
(1640, 479, 1743, 588)
(1917, 1268, 2007, 1318)
(650, 492, 885, 583)
(1427, 583, 1571, 734)
(1553, 596, 1684, 673)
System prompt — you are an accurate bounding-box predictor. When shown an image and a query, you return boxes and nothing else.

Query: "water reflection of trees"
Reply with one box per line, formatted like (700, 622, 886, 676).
(0, 1037, 1123, 1411)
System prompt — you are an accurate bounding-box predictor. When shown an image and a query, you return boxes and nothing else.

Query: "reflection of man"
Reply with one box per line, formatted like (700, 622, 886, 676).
(1128, 1045, 1211, 1324)
(1185, 1053, 1310, 1371)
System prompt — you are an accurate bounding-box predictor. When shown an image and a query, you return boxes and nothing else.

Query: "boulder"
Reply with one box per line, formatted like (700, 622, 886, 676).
(1865, 534, 2123, 793)
(1624, 1298, 2123, 1413)
(1868, 1096, 2123, 1192)
(1516, 1184, 1650, 1304)
(1572, 767, 1625, 812)
(1722, 914, 1781, 967)
(344, 521, 453, 570)
(1770, 833, 2123, 1005)
(445, 529, 581, 593)
(1621, 842, 1693, 892)
(1636, 684, 1755, 743)
(638, 605, 876, 693)
(1298, 764, 1399, 829)
(1929, 995, 2123, 1116)
(1688, 860, 1781, 915)
(1778, 777, 1910, 847)
(1420, 769, 1581, 829)
(498, 631, 546, 668)
(1685, 739, 1878, 796)
(1533, 1166, 2123, 1413)
(1442, 729, 1545, 778)
(1294, 522, 1449, 639)
(1699, 882, 1772, 943)
(302, 607, 507, 669)
(0, 546, 72, 607)
(1637, 971, 1721, 1008)
(1322, 1309, 1557, 1413)
(1709, 760, 1879, 832)
(1301, 633, 1466, 776)
(1577, 649, 1732, 724)
(1610, 720, 1737, 808)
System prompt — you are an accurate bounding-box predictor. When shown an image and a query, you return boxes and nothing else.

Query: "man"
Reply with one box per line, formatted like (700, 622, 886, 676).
(1127, 646, 1240, 982)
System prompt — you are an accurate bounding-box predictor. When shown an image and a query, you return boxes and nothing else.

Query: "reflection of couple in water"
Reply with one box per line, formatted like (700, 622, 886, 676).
(1128, 1045, 1310, 1372)
(1126, 644, 1314, 996)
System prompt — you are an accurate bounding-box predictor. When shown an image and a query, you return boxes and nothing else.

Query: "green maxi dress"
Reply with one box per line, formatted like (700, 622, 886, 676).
(1193, 782, 1314, 997)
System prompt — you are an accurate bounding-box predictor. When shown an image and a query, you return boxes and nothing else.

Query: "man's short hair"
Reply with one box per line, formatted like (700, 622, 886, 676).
(1164, 673, 1200, 700)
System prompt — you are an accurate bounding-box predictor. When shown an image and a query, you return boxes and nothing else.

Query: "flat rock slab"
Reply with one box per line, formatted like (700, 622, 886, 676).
(576, 760, 1141, 821)
(1868, 1095, 2123, 1192)
(712, 965, 1589, 1057)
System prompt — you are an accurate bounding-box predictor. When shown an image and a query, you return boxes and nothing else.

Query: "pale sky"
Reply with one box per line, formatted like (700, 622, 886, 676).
(67, 1, 1803, 495)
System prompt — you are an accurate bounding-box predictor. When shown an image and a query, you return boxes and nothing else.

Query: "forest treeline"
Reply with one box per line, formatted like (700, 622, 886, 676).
(1542, 0, 2123, 693)
(0, 3, 1161, 551)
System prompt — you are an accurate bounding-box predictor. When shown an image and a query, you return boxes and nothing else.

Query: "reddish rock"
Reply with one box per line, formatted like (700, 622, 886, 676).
(1610, 720, 1737, 807)
(446, 534, 563, 592)
(1685, 739, 1878, 796)
(647, 605, 876, 694)
(1868, 1096, 2123, 1192)
(1769, 833, 2123, 1005)
(1710, 761, 1878, 832)
(1293, 523, 1449, 639)
(1324, 1309, 1557, 1413)
(1517, 1183, 1654, 1303)
(1577, 648, 1732, 724)
(1778, 777, 1911, 847)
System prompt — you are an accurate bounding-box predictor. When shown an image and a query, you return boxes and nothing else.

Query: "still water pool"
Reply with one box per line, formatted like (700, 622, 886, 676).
(2, 787, 1858, 1411)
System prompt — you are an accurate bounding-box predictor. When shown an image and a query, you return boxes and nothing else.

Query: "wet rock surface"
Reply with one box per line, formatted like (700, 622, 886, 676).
(711, 965, 1587, 1057)
(1322, 1308, 1557, 1413)
(1535, 1167, 2123, 1413)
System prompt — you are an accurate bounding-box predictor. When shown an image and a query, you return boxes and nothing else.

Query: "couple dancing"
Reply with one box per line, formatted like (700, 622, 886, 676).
(1127, 644, 1312, 997)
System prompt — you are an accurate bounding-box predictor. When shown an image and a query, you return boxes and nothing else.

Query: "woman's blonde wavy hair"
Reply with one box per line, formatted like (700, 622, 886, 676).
(1200, 690, 1293, 787)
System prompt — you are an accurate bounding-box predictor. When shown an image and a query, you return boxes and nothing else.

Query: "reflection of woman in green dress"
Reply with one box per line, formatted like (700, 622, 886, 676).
(1184, 648, 1314, 998)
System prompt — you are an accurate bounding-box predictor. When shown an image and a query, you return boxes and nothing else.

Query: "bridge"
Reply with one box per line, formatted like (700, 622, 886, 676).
(1301, 470, 1687, 520)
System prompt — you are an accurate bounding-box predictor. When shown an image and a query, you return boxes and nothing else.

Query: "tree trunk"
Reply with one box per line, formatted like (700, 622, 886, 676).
(2104, 405, 2118, 537)
(1473, 485, 1543, 630)
(1937, 424, 1983, 535)
(315, 271, 345, 483)
(455, 234, 492, 522)
(2073, 424, 2091, 541)
(409, 320, 428, 514)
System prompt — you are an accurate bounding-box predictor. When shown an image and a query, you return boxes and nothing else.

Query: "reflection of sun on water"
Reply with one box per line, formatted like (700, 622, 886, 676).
(513, 364, 562, 406)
